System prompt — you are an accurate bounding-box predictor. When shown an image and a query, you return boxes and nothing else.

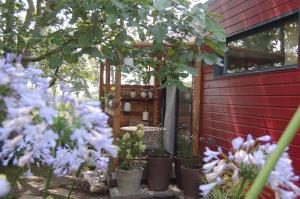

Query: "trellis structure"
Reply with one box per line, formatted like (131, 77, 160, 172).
(98, 41, 202, 156)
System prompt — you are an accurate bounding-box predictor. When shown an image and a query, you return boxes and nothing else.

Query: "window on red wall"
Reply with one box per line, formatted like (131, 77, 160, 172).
(223, 14, 298, 75)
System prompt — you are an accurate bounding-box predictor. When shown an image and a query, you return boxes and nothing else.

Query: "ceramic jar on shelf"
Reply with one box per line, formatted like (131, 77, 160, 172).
(124, 102, 131, 112)
(148, 90, 153, 99)
(141, 89, 147, 98)
(130, 89, 136, 98)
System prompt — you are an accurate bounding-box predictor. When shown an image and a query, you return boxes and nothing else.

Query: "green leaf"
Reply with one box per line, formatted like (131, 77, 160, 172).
(207, 18, 226, 42)
(175, 80, 189, 91)
(106, 14, 117, 25)
(47, 55, 63, 69)
(204, 37, 224, 56)
(61, 45, 73, 55)
(77, 32, 93, 48)
(64, 54, 78, 63)
(111, 0, 126, 10)
(143, 72, 152, 84)
(184, 66, 198, 76)
(203, 53, 217, 65)
(121, 65, 130, 73)
(138, 29, 146, 41)
(152, 24, 168, 42)
(153, 0, 171, 11)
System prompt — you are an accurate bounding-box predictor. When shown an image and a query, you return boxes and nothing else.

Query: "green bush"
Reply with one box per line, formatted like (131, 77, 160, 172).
(118, 124, 146, 170)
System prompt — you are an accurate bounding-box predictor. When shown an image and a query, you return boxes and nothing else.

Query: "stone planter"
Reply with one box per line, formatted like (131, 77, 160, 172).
(146, 156, 172, 191)
(181, 166, 201, 198)
(116, 168, 143, 194)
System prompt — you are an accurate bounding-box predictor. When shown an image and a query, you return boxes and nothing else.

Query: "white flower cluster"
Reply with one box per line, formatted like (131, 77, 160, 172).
(200, 134, 300, 199)
(50, 93, 118, 175)
(0, 175, 10, 198)
(0, 54, 117, 176)
(0, 54, 58, 167)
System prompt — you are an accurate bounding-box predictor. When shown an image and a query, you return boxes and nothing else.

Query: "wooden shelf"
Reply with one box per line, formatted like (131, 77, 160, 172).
(121, 97, 155, 101)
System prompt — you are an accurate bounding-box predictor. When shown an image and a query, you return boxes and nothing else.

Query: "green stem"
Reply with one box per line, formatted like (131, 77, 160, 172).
(245, 106, 300, 199)
(43, 166, 53, 199)
(6, 167, 23, 199)
(235, 178, 247, 199)
(67, 165, 83, 199)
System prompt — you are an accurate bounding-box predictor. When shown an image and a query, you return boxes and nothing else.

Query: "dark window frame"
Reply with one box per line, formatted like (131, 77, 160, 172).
(215, 9, 300, 77)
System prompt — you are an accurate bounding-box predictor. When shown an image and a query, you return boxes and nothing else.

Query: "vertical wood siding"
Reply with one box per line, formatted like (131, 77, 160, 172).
(200, 0, 300, 177)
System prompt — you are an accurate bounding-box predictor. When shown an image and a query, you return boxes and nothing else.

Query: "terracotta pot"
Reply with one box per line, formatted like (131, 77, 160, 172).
(116, 168, 143, 194)
(181, 166, 201, 198)
(146, 156, 172, 191)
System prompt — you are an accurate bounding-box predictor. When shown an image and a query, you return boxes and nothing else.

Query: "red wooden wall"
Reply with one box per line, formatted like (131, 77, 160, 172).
(200, 0, 300, 178)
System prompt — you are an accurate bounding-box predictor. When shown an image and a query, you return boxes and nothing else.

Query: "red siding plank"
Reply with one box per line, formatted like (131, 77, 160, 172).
(225, 0, 300, 35)
(219, 0, 284, 20)
(202, 104, 295, 120)
(221, 0, 292, 29)
(202, 0, 300, 178)
(203, 96, 300, 108)
(210, 0, 249, 14)
(203, 67, 213, 74)
(202, 112, 290, 130)
(202, 119, 300, 145)
(203, 69, 300, 88)
(204, 84, 300, 96)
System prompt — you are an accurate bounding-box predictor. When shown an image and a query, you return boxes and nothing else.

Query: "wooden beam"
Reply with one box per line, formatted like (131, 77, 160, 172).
(192, 56, 202, 156)
(113, 65, 122, 138)
(153, 57, 162, 126)
(99, 62, 104, 101)
(153, 76, 160, 126)
(105, 59, 111, 95)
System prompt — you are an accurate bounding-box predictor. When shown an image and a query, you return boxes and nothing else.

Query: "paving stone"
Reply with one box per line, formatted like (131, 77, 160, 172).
(110, 185, 184, 199)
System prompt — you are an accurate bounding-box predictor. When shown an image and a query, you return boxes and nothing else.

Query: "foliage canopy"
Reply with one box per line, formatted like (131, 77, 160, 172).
(0, 0, 227, 90)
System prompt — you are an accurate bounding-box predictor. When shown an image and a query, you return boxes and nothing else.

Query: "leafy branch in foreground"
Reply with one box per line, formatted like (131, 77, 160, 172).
(0, 0, 227, 90)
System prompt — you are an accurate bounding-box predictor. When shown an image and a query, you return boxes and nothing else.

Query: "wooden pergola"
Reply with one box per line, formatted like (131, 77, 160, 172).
(98, 41, 202, 155)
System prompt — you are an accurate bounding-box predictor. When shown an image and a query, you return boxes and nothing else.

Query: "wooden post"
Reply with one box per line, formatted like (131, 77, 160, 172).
(192, 56, 202, 156)
(153, 57, 161, 126)
(153, 75, 160, 126)
(105, 59, 111, 95)
(99, 62, 104, 101)
(113, 63, 122, 138)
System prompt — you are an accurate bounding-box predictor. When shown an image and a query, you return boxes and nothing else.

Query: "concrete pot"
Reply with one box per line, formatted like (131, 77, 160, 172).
(116, 168, 143, 194)
(146, 156, 172, 191)
(181, 166, 201, 198)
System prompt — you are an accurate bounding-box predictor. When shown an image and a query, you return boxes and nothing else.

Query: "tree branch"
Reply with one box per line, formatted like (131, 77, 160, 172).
(22, 37, 75, 62)
(4, 0, 16, 51)
(34, 0, 42, 31)
(22, 0, 35, 31)
(22, 47, 61, 62)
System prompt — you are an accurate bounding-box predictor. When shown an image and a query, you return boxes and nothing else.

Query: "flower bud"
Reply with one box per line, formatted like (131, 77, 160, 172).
(136, 130, 144, 139)
(122, 133, 131, 140)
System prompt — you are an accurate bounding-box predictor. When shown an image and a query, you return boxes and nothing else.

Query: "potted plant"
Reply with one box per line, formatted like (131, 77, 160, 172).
(179, 133, 202, 198)
(146, 130, 172, 191)
(174, 130, 191, 189)
(116, 124, 146, 194)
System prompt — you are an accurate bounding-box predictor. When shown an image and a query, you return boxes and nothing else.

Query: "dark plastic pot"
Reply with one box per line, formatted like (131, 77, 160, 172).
(181, 166, 201, 198)
(174, 157, 183, 189)
(146, 156, 172, 191)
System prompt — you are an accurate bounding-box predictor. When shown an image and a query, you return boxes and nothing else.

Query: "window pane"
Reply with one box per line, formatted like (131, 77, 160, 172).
(227, 17, 298, 74)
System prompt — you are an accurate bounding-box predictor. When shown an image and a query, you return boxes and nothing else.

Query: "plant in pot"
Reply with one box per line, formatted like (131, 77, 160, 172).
(175, 130, 192, 189)
(116, 124, 146, 194)
(146, 130, 172, 191)
(179, 133, 203, 199)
